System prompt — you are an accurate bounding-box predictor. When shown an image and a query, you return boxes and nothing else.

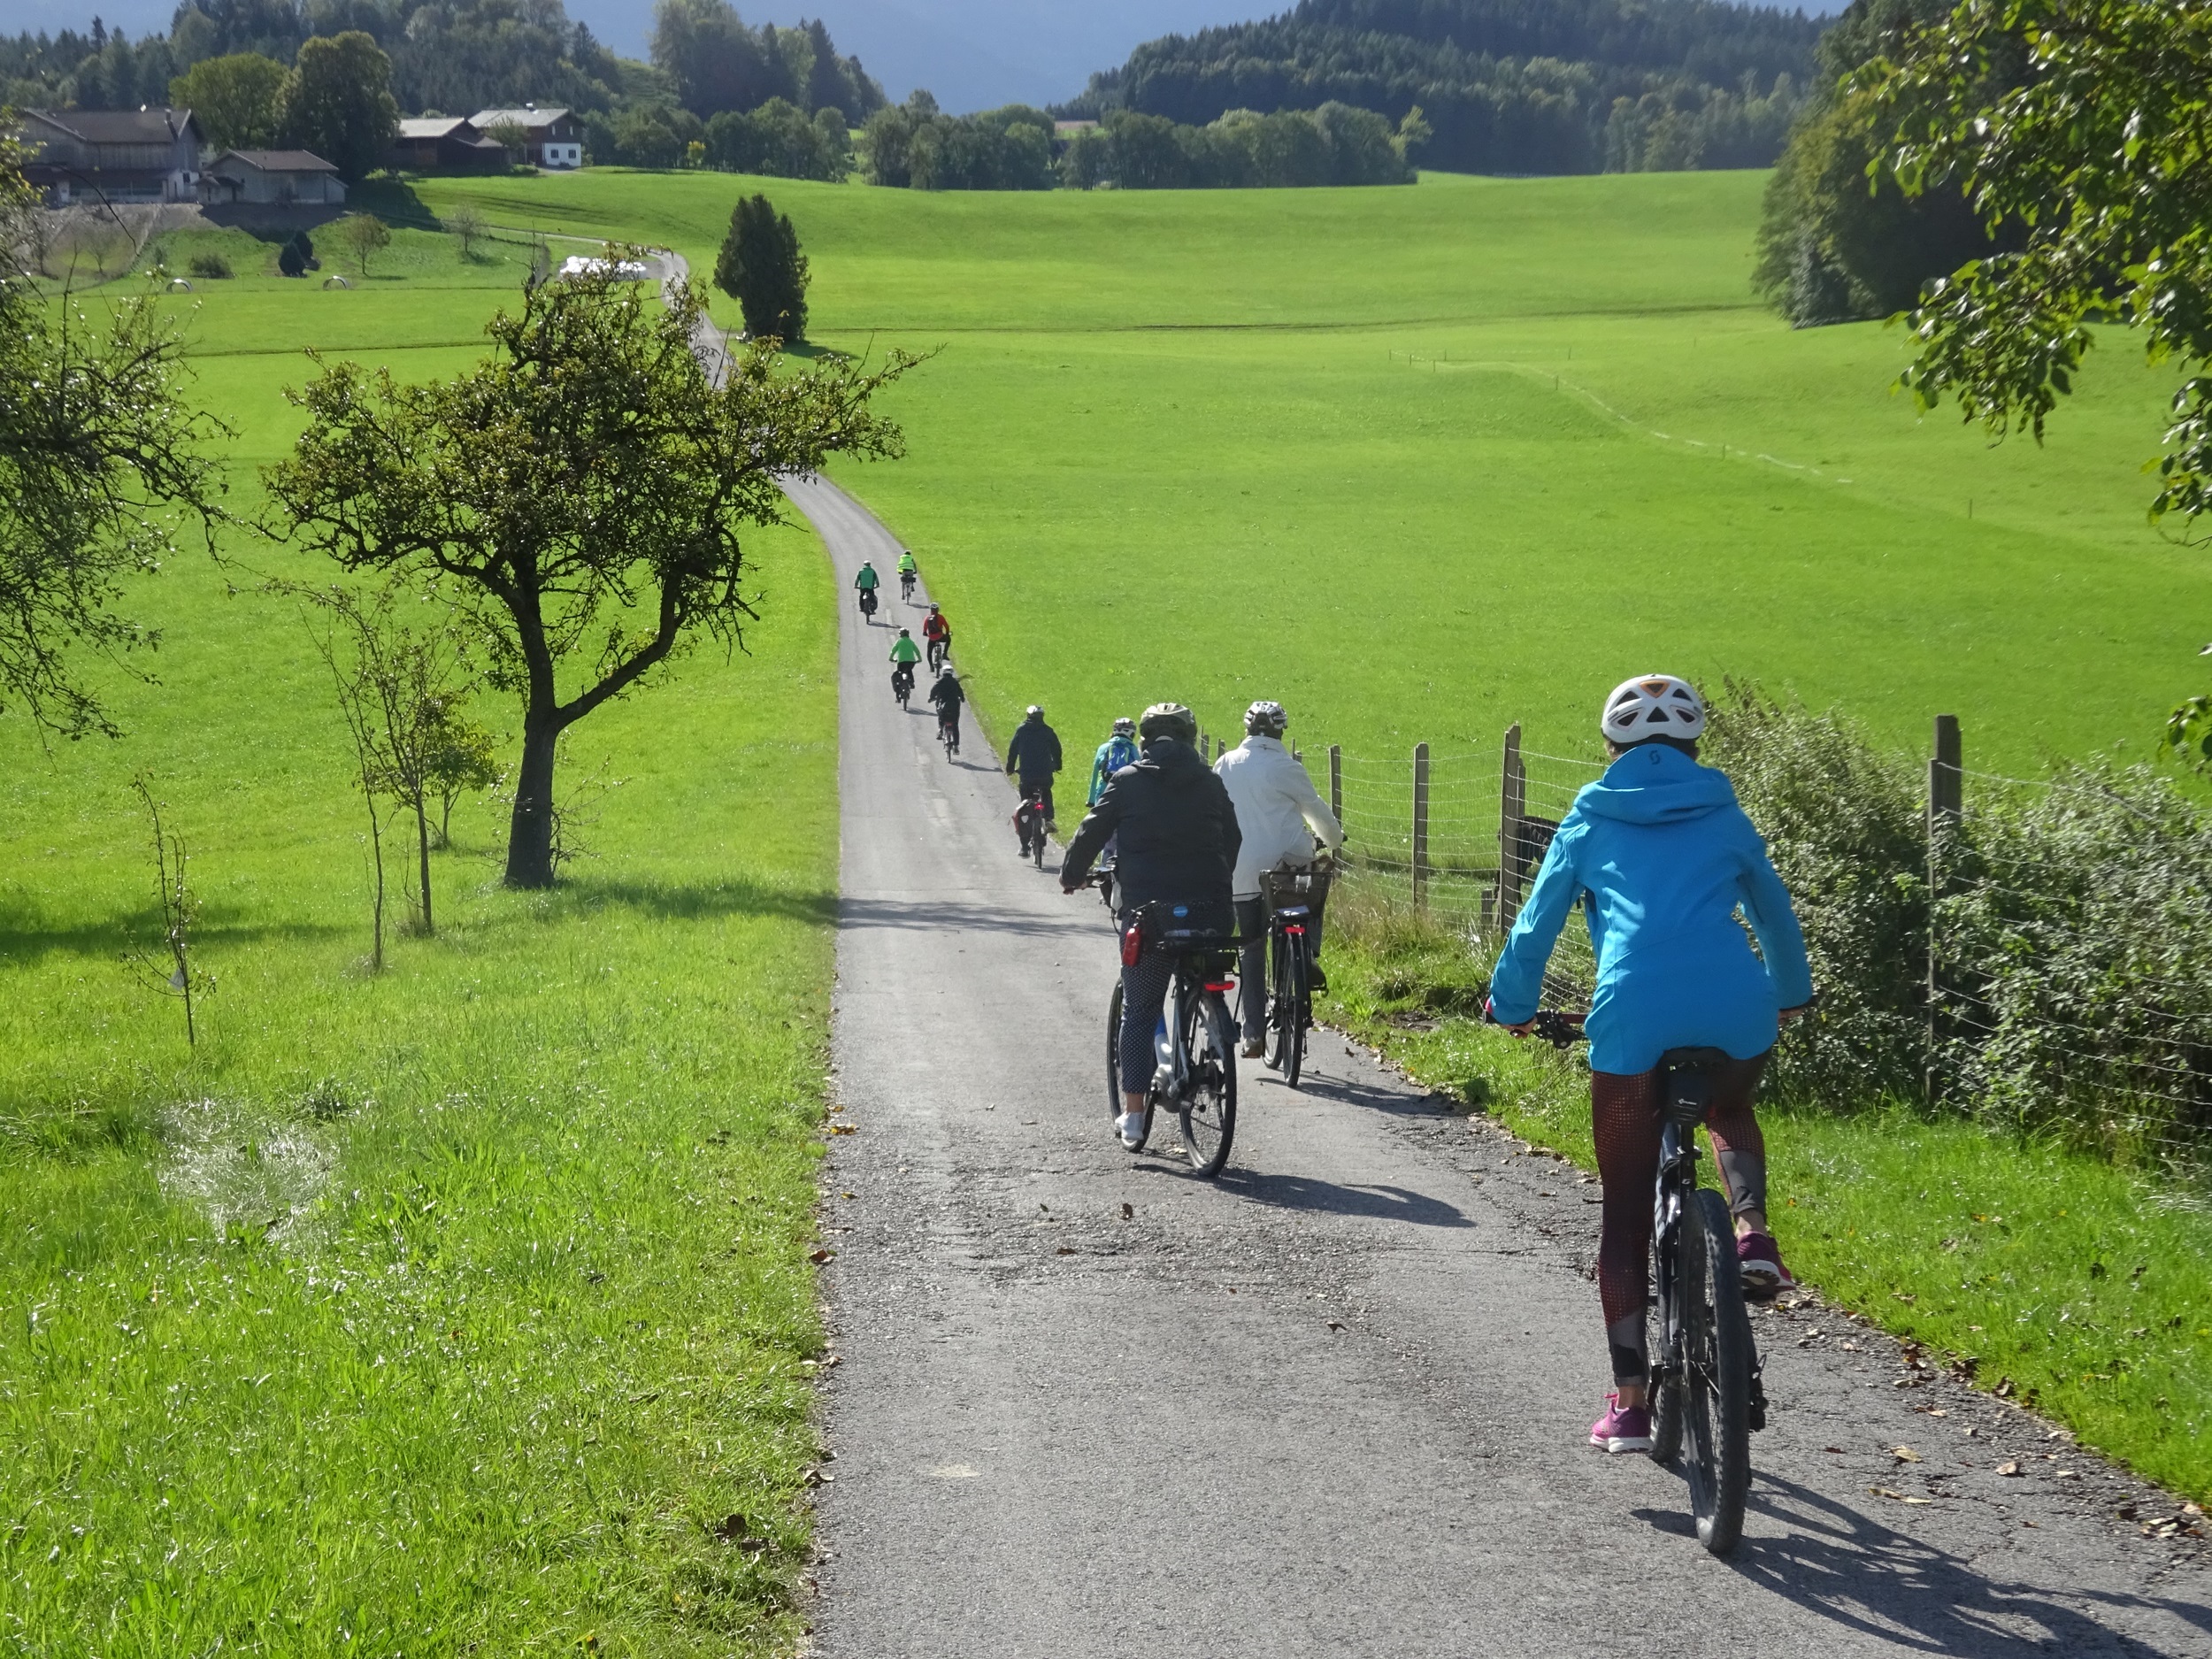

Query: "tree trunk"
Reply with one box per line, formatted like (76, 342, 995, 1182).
(504, 712, 560, 887)
(414, 796, 434, 933)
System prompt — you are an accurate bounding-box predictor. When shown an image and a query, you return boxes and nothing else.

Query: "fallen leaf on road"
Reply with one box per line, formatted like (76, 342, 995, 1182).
(1326, 1320, 1346, 1333)
(808, 1248, 835, 1264)
(829, 1125, 856, 1136)
(1996, 1461, 2022, 1476)
(1055, 1246, 1077, 1256)
(1870, 1487, 1932, 1504)
(1120, 1202, 1133, 1219)
(1893, 1447, 1922, 1463)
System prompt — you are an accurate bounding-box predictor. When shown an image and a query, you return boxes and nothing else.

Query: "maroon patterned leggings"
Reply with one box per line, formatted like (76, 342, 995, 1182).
(1592, 1054, 1769, 1380)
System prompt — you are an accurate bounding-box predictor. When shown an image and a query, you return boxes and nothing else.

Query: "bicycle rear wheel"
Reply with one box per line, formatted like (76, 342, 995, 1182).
(1178, 987, 1239, 1178)
(1681, 1186, 1753, 1555)
(1265, 926, 1309, 1089)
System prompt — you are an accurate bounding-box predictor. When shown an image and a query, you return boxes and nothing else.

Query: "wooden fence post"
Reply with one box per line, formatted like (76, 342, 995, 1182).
(1411, 742, 1430, 911)
(1927, 713, 1962, 1098)
(1328, 745, 1342, 826)
(1497, 723, 1525, 927)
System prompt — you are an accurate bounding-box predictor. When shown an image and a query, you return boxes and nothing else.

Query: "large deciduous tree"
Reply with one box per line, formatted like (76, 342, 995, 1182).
(265, 257, 913, 887)
(279, 31, 399, 182)
(714, 193, 809, 341)
(0, 136, 227, 739)
(169, 50, 288, 150)
(1865, 0, 2212, 531)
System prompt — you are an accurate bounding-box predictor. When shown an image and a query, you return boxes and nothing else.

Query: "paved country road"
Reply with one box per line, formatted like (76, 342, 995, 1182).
(778, 471, 2212, 1657)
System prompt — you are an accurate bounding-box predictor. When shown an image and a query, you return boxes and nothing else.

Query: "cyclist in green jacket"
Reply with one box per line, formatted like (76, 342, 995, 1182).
(889, 628, 922, 699)
(896, 549, 918, 599)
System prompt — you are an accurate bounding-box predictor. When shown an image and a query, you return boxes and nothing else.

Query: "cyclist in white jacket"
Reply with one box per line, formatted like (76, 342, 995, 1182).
(1215, 701, 1344, 1056)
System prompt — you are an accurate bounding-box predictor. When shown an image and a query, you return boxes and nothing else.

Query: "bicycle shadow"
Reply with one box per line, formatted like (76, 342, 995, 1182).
(1631, 1471, 2211, 1655)
(1294, 1067, 1459, 1120)
(1213, 1167, 1473, 1228)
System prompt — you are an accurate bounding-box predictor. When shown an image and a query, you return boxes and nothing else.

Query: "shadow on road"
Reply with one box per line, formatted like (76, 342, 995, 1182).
(839, 895, 1095, 940)
(1294, 1067, 1459, 1119)
(1626, 1471, 2212, 1655)
(1215, 1167, 1474, 1227)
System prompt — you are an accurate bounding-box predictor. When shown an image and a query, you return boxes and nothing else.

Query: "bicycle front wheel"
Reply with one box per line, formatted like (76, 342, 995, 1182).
(1178, 987, 1239, 1178)
(1265, 927, 1309, 1089)
(1681, 1187, 1753, 1555)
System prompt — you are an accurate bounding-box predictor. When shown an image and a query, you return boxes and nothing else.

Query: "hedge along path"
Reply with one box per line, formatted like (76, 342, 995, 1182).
(770, 462, 2212, 1653)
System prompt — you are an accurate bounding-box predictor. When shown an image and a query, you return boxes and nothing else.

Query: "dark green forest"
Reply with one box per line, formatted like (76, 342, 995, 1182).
(1064, 0, 1825, 174)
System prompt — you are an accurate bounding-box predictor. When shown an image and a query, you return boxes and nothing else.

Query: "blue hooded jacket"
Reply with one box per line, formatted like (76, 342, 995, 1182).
(1486, 744, 1813, 1075)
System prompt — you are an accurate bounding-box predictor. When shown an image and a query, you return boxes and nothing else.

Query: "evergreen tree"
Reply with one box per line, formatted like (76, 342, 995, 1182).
(714, 193, 808, 342)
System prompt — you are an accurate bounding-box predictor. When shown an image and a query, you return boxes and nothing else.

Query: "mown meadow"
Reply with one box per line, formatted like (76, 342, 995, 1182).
(3, 232, 847, 1654)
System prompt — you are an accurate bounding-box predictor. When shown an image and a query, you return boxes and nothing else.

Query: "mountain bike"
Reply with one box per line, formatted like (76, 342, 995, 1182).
(857, 586, 878, 623)
(937, 706, 960, 758)
(900, 570, 917, 602)
(1259, 862, 1330, 1089)
(926, 634, 949, 675)
(1013, 787, 1048, 868)
(1100, 896, 1240, 1178)
(1527, 1011, 1765, 1556)
(891, 660, 916, 708)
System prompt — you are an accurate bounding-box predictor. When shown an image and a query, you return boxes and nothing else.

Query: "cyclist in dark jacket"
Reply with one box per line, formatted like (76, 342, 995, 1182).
(926, 667, 964, 744)
(1062, 703, 1241, 1148)
(1004, 705, 1064, 829)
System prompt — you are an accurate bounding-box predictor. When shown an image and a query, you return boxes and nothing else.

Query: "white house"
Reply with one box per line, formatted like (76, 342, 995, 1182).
(470, 105, 583, 170)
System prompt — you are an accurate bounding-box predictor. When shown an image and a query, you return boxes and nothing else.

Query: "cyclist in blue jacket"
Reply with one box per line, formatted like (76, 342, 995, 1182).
(1486, 674, 1815, 1455)
(1089, 717, 1141, 805)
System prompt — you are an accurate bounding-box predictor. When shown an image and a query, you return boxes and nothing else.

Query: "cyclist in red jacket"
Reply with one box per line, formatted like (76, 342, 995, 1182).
(922, 604, 951, 673)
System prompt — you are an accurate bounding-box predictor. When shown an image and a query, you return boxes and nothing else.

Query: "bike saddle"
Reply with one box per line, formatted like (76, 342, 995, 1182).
(1657, 1046, 1733, 1125)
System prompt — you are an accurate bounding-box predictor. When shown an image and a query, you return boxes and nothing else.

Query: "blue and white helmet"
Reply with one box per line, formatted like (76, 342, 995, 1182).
(1601, 674, 1706, 742)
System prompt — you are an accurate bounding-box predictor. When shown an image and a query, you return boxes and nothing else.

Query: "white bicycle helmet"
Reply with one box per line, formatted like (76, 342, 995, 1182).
(1601, 674, 1706, 742)
(1244, 699, 1287, 737)
(1112, 716, 1135, 736)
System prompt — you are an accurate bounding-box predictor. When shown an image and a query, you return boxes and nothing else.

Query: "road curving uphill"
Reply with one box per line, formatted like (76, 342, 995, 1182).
(782, 470, 2212, 1657)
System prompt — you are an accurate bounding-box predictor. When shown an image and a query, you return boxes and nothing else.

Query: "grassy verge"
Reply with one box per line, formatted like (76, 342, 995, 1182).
(1, 252, 846, 1654)
(1321, 888, 2212, 1505)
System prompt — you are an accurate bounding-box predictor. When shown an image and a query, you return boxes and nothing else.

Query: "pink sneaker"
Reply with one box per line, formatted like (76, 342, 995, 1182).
(1737, 1231, 1795, 1301)
(1589, 1391, 1652, 1454)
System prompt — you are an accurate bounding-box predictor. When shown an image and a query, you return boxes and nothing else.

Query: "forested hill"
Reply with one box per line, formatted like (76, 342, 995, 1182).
(1063, 0, 1828, 175)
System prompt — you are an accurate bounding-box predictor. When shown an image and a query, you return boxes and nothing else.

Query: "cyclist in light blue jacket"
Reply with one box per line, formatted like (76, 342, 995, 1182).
(1486, 674, 1815, 1455)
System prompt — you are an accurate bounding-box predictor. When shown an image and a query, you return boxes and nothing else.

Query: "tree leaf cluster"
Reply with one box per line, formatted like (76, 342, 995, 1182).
(1752, 0, 2023, 327)
(1861, 0, 2212, 535)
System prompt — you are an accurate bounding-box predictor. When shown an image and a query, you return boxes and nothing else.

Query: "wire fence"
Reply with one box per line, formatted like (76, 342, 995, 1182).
(1279, 714, 2212, 1167)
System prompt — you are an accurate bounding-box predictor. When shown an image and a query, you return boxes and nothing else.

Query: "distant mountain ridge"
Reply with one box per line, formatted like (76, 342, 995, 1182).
(1065, 0, 1827, 174)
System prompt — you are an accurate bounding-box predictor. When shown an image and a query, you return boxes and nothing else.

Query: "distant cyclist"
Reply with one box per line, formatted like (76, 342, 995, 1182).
(1088, 717, 1140, 805)
(1486, 674, 1814, 1456)
(926, 664, 964, 747)
(1005, 704, 1064, 833)
(897, 548, 918, 600)
(854, 560, 879, 621)
(1215, 700, 1343, 1058)
(888, 627, 922, 700)
(1060, 703, 1240, 1148)
(922, 603, 951, 673)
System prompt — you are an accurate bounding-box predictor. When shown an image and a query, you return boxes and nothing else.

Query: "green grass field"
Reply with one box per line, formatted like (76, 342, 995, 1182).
(4, 255, 844, 1654)
(411, 165, 2207, 775)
